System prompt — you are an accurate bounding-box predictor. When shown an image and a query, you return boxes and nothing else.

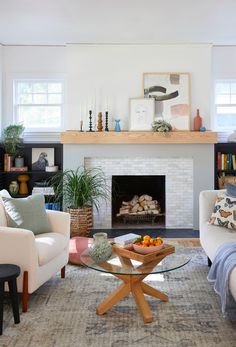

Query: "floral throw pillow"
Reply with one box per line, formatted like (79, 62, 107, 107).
(209, 193, 236, 231)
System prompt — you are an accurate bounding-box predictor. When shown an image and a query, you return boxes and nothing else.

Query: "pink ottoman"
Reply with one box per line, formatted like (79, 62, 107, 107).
(69, 237, 93, 266)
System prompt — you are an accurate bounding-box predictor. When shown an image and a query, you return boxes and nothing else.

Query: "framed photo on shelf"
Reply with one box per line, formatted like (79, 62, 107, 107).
(129, 98, 155, 131)
(32, 148, 54, 171)
(143, 72, 190, 130)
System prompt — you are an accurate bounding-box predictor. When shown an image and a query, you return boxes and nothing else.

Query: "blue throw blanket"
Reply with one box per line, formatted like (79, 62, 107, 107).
(207, 241, 236, 319)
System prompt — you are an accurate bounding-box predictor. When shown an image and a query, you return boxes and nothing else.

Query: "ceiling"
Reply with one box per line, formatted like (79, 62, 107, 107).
(0, 0, 236, 45)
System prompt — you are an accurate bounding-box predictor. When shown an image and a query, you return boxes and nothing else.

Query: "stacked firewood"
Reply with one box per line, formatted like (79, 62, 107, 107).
(116, 194, 161, 217)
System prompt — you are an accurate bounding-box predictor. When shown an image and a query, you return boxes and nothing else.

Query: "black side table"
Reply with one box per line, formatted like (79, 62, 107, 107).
(0, 264, 20, 335)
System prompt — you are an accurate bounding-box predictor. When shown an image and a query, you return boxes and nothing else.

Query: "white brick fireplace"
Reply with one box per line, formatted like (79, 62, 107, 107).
(85, 157, 193, 229)
(63, 143, 215, 230)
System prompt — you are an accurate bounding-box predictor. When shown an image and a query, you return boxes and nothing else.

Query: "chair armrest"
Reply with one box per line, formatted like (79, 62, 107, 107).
(0, 226, 38, 271)
(199, 190, 219, 225)
(46, 210, 70, 239)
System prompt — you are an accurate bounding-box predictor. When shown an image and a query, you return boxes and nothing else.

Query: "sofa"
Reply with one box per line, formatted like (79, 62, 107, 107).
(199, 190, 236, 301)
(0, 191, 70, 311)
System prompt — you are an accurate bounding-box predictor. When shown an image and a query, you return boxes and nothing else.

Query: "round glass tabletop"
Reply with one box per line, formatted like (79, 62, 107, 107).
(80, 245, 191, 276)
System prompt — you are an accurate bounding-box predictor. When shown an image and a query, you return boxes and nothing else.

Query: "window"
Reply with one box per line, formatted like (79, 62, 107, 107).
(14, 79, 64, 132)
(215, 80, 236, 130)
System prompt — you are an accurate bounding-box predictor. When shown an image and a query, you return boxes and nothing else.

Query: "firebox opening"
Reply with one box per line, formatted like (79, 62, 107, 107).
(112, 175, 165, 229)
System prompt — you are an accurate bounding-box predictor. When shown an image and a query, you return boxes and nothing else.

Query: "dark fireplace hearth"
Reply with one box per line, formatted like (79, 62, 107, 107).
(112, 175, 165, 229)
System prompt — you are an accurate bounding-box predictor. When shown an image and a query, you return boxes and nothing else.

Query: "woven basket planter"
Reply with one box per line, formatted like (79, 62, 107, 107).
(67, 207, 93, 237)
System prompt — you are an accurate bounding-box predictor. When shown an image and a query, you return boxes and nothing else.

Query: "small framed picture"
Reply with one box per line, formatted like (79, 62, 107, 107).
(129, 98, 155, 131)
(32, 148, 54, 171)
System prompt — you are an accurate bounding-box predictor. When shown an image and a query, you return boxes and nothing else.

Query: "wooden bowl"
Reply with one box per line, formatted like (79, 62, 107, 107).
(133, 243, 164, 254)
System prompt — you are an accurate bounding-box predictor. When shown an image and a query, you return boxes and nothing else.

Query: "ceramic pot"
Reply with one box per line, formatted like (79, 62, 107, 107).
(9, 181, 19, 195)
(89, 232, 112, 263)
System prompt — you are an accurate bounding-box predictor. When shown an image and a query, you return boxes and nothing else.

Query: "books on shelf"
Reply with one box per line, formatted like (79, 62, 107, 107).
(45, 202, 60, 211)
(32, 187, 54, 195)
(217, 152, 236, 171)
(114, 233, 140, 246)
(10, 166, 28, 172)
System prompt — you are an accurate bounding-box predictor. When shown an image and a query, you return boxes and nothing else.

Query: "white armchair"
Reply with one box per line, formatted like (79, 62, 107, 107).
(0, 201, 70, 312)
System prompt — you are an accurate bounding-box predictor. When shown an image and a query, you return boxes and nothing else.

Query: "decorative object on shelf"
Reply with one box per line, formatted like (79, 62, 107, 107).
(129, 98, 155, 131)
(2, 124, 25, 172)
(228, 131, 236, 142)
(97, 112, 103, 132)
(4, 153, 14, 172)
(114, 119, 121, 132)
(9, 180, 19, 196)
(2, 124, 25, 157)
(218, 176, 236, 189)
(143, 72, 190, 130)
(45, 165, 58, 172)
(193, 109, 202, 131)
(80, 120, 84, 132)
(15, 156, 24, 168)
(18, 174, 30, 195)
(88, 232, 112, 263)
(105, 111, 109, 131)
(88, 110, 94, 132)
(49, 167, 109, 237)
(152, 119, 172, 133)
(200, 126, 206, 132)
(32, 148, 54, 171)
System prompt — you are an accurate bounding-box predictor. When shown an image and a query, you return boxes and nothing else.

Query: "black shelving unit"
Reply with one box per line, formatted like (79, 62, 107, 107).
(215, 142, 236, 189)
(0, 143, 63, 201)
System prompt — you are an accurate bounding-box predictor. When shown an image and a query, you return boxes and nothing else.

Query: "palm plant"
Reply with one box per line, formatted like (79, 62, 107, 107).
(49, 166, 109, 237)
(50, 166, 109, 210)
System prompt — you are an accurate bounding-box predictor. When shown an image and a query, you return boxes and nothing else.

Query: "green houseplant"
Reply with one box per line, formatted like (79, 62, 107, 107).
(2, 124, 25, 156)
(49, 166, 109, 237)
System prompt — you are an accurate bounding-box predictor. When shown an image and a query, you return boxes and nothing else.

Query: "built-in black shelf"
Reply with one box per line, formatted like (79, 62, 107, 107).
(215, 142, 236, 189)
(0, 143, 63, 199)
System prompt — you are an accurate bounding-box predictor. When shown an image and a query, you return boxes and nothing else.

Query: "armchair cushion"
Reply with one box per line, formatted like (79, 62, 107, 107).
(2, 194, 51, 235)
(35, 232, 68, 266)
(209, 192, 236, 231)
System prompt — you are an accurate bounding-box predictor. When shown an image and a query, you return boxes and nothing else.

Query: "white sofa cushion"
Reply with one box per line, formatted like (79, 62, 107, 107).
(35, 232, 68, 266)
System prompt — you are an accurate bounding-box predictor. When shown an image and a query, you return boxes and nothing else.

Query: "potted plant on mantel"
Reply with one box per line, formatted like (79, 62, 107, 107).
(50, 166, 109, 237)
(2, 124, 25, 171)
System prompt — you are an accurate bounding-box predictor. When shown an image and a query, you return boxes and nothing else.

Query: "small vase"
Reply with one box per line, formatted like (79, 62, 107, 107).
(193, 109, 202, 131)
(89, 232, 112, 263)
(9, 181, 19, 196)
(15, 156, 24, 168)
(114, 119, 121, 132)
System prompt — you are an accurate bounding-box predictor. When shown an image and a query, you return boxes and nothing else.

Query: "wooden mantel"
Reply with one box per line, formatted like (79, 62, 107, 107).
(60, 131, 217, 145)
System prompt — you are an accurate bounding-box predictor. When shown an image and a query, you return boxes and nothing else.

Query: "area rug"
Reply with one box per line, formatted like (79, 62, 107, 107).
(1, 246, 236, 347)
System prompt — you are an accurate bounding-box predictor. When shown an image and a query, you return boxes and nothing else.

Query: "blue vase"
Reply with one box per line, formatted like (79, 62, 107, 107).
(114, 119, 121, 132)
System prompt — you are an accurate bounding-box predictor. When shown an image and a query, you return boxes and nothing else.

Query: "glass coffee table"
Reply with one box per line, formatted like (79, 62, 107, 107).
(80, 243, 190, 323)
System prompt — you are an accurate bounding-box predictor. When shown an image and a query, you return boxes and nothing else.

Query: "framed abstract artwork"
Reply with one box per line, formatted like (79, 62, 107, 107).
(129, 98, 155, 131)
(143, 72, 190, 130)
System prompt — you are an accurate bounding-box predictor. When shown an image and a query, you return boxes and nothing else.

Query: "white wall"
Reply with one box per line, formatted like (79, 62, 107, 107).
(213, 46, 236, 79)
(2, 45, 66, 132)
(67, 44, 212, 131)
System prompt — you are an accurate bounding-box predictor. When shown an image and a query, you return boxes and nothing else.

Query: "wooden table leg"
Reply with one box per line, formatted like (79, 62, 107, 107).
(131, 281, 153, 323)
(8, 279, 20, 324)
(96, 282, 131, 315)
(141, 282, 168, 302)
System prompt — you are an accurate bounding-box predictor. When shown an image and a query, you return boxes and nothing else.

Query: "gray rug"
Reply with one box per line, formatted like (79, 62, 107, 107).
(1, 247, 236, 347)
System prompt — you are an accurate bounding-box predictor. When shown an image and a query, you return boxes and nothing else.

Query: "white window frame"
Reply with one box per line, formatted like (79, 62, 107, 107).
(13, 78, 65, 133)
(214, 79, 236, 132)
(4, 73, 66, 142)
